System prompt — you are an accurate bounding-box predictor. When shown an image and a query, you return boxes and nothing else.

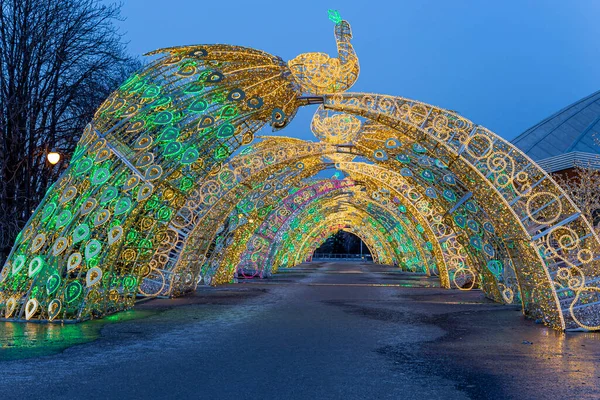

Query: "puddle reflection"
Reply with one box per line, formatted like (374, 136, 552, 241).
(0, 309, 155, 361)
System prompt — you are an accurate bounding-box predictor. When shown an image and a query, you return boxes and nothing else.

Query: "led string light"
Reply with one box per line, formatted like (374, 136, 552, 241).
(0, 11, 598, 331)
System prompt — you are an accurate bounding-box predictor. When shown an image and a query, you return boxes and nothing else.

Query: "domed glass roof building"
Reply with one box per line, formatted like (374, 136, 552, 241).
(511, 90, 600, 173)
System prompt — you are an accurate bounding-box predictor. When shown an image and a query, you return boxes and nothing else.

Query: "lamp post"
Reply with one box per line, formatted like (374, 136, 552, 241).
(46, 149, 61, 165)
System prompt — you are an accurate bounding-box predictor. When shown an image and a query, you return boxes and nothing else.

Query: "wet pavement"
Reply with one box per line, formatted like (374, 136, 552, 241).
(1, 261, 600, 399)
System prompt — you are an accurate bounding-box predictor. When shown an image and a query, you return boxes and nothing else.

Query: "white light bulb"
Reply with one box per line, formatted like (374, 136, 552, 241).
(47, 151, 60, 165)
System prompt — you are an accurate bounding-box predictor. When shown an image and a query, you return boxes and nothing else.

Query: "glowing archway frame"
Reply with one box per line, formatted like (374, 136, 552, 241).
(289, 210, 406, 267)
(167, 141, 346, 289)
(320, 92, 600, 329)
(0, 45, 303, 322)
(335, 160, 514, 299)
(266, 195, 427, 274)
(180, 136, 450, 285)
(236, 180, 432, 278)
(139, 138, 330, 295)
(299, 224, 385, 264)
(285, 196, 432, 273)
(235, 180, 361, 275)
(170, 136, 438, 287)
(0, 12, 597, 330)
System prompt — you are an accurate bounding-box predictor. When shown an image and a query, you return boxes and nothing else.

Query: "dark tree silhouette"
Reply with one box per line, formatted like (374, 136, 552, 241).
(0, 0, 140, 263)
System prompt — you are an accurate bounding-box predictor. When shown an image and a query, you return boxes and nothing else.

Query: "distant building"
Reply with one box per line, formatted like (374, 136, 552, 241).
(511, 90, 600, 229)
(511, 90, 600, 176)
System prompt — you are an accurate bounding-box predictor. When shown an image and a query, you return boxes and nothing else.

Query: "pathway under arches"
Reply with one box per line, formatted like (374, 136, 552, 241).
(0, 14, 599, 331)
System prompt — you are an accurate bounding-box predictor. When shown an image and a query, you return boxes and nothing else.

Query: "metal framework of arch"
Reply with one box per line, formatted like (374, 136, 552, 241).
(1, 11, 599, 331)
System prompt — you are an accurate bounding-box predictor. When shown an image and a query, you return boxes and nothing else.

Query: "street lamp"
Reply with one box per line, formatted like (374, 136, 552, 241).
(47, 149, 60, 165)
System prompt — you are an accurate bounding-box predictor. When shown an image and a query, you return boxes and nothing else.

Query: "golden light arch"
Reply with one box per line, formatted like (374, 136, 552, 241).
(0, 11, 598, 331)
(296, 223, 390, 264)
(265, 195, 428, 273)
(234, 178, 436, 277)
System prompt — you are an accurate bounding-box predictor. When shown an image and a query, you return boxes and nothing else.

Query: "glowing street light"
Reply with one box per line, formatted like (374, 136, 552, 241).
(47, 149, 60, 165)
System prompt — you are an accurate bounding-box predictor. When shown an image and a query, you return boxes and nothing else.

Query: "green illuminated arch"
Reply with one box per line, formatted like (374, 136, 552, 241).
(1, 13, 599, 331)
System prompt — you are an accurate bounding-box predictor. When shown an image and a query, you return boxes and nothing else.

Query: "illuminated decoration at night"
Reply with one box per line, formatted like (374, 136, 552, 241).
(1, 11, 599, 331)
(47, 150, 61, 165)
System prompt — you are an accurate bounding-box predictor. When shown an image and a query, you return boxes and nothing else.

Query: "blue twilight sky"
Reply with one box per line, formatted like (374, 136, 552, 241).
(115, 0, 600, 142)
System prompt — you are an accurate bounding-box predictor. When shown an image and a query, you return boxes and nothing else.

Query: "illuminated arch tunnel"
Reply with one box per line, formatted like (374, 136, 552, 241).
(1, 14, 600, 331)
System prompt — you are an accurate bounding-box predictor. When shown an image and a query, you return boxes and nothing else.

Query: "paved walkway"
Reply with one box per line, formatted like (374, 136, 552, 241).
(1, 262, 600, 399)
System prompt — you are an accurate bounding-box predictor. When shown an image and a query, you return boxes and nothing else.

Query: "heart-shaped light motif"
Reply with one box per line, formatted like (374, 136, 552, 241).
(114, 197, 132, 216)
(64, 281, 83, 304)
(163, 142, 182, 157)
(135, 152, 154, 168)
(31, 233, 46, 252)
(93, 209, 111, 227)
(47, 299, 62, 321)
(25, 298, 39, 320)
(67, 252, 82, 272)
(158, 126, 179, 142)
(107, 226, 123, 245)
(85, 267, 102, 287)
(52, 237, 69, 256)
(80, 198, 97, 216)
(198, 115, 214, 129)
(100, 186, 118, 204)
(5, 297, 16, 318)
(72, 224, 90, 243)
(12, 255, 26, 275)
(144, 165, 163, 181)
(46, 274, 61, 295)
(59, 186, 78, 204)
(91, 167, 110, 185)
(28, 256, 45, 277)
(94, 148, 111, 163)
(41, 202, 57, 221)
(133, 135, 153, 150)
(55, 210, 73, 229)
(153, 111, 173, 125)
(122, 176, 139, 192)
(188, 98, 208, 113)
(137, 183, 153, 202)
(180, 148, 199, 165)
(85, 240, 102, 260)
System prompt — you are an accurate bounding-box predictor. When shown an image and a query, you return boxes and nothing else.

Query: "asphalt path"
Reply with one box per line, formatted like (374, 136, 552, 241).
(1, 262, 600, 399)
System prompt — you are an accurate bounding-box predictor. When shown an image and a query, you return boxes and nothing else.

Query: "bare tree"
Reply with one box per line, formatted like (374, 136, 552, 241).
(555, 163, 600, 234)
(0, 0, 140, 263)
